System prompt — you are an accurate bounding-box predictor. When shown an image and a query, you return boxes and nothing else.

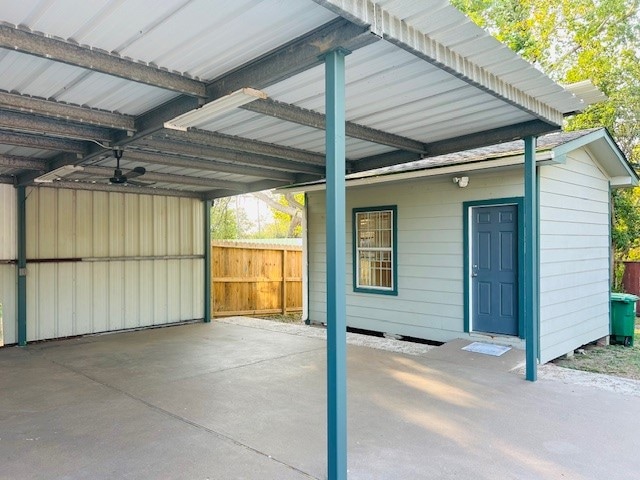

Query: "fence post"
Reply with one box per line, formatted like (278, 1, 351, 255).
(282, 248, 288, 314)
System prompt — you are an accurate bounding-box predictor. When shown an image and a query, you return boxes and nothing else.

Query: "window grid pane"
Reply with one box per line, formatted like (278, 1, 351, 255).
(356, 209, 393, 290)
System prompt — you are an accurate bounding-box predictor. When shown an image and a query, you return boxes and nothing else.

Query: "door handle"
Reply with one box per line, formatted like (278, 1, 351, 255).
(471, 265, 478, 277)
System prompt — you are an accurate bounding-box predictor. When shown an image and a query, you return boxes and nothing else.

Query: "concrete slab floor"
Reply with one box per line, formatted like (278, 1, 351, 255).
(1, 319, 639, 480)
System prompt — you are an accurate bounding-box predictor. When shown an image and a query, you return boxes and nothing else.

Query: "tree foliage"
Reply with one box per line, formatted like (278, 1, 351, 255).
(453, 0, 640, 258)
(210, 197, 253, 240)
(252, 191, 305, 238)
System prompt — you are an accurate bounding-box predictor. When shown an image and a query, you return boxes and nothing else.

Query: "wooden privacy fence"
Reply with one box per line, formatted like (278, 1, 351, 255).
(211, 241, 303, 317)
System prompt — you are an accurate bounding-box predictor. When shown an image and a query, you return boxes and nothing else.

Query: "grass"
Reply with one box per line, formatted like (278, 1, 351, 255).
(553, 322, 640, 381)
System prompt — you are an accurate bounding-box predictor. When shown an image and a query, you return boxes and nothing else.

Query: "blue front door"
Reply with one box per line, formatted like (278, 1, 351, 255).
(471, 204, 519, 336)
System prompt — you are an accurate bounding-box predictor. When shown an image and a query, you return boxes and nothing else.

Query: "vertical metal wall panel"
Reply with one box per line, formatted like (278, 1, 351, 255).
(76, 190, 94, 257)
(75, 262, 93, 334)
(192, 258, 204, 319)
(124, 260, 140, 328)
(139, 196, 154, 256)
(19, 187, 204, 341)
(109, 193, 125, 257)
(56, 262, 75, 337)
(153, 196, 168, 256)
(0, 184, 17, 259)
(167, 197, 181, 256)
(0, 185, 17, 344)
(92, 261, 109, 333)
(193, 199, 204, 254)
(57, 190, 75, 258)
(153, 260, 169, 323)
(93, 191, 110, 257)
(180, 197, 193, 256)
(125, 194, 140, 257)
(0, 265, 17, 344)
(138, 260, 154, 327)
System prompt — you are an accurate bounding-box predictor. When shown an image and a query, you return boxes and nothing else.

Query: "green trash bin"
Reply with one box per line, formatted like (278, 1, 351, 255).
(610, 293, 638, 347)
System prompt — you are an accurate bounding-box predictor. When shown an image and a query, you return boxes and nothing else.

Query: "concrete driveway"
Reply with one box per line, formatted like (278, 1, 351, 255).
(1, 318, 639, 479)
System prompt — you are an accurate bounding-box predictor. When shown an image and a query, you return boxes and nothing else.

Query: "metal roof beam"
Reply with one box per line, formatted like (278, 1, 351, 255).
(313, 0, 565, 126)
(201, 180, 289, 200)
(0, 25, 206, 98)
(129, 18, 377, 140)
(0, 110, 113, 142)
(241, 98, 428, 154)
(0, 174, 14, 184)
(120, 148, 298, 182)
(0, 154, 48, 171)
(143, 136, 326, 176)
(162, 128, 327, 166)
(80, 166, 249, 192)
(207, 18, 377, 98)
(36, 180, 203, 199)
(0, 131, 87, 154)
(352, 120, 558, 172)
(0, 92, 135, 131)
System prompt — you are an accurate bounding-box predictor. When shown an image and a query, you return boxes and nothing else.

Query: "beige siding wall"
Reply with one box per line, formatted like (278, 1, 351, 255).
(539, 150, 611, 363)
(1, 187, 205, 343)
(0, 184, 17, 344)
(307, 169, 525, 343)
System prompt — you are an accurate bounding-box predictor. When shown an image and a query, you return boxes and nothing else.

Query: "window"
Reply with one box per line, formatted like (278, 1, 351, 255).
(353, 206, 397, 295)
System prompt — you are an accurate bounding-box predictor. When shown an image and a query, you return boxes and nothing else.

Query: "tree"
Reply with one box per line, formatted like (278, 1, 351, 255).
(210, 196, 253, 239)
(251, 191, 305, 238)
(452, 0, 640, 260)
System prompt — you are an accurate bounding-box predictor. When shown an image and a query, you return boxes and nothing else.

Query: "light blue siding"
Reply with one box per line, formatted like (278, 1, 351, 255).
(539, 149, 611, 362)
(307, 171, 525, 344)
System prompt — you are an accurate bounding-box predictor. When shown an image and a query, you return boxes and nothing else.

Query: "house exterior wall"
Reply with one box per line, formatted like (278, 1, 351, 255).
(538, 150, 611, 363)
(1, 187, 204, 344)
(307, 169, 525, 343)
(0, 184, 17, 344)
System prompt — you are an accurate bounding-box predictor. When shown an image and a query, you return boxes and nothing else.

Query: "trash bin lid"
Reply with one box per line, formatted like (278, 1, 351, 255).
(611, 292, 640, 302)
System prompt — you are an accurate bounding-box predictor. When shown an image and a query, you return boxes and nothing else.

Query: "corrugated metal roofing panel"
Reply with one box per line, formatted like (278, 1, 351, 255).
(3, 0, 337, 81)
(264, 41, 536, 138)
(0, 144, 55, 158)
(199, 108, 392, 159)
(0, 48, 178, 115)
(368, 0, 583, 113)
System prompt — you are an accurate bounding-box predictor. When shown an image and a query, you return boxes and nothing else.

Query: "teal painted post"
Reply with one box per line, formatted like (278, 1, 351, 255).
(524, 136, 538, 381)
(204, 200, 212, 323)
(324, 47, 349, 480)
(17, 186, 27, 346)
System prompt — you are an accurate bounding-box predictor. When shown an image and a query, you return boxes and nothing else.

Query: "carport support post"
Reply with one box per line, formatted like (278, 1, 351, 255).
(204, 200, 212, 323)
(17, 185, 27, 346)
(524, 136, 539, 381)
(324, 47, 349, 480)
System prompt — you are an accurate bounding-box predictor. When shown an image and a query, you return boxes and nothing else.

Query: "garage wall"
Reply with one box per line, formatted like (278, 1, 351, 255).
(23, 187, 204, 342)
(539, 149, 611, 363)
(0, 184, 17, 344)
(306, 170, 525, 343)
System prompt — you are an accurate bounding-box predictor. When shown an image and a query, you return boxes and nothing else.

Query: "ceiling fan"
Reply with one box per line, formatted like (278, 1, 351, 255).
(108, 149, 150, 186)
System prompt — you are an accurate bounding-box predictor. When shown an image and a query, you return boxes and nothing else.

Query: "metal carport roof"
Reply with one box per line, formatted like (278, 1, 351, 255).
(0, 0, 587, 197)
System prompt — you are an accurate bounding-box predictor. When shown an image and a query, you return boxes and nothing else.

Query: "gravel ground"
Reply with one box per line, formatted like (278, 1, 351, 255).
(217, 316, 436, 356)
(218, 316, 640, 397)
(516, 363, 640, 396)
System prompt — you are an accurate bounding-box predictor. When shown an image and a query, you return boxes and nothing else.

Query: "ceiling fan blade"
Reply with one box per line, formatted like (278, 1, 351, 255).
(127, 179, 156, 187)
(126, 166, 146, 180)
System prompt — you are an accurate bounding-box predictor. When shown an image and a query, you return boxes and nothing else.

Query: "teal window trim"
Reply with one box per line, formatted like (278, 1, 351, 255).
(463, 197, 525, 338)
(352, 205, 398, 296)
